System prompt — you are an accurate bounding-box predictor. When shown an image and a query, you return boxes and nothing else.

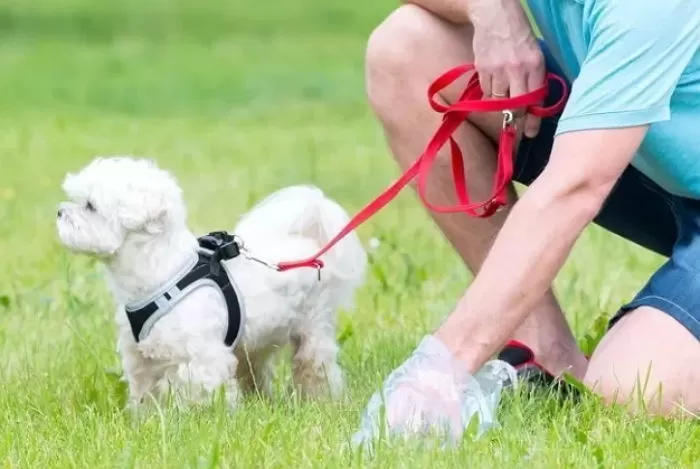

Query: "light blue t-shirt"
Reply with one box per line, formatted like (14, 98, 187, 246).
(526, 0, 700, 198)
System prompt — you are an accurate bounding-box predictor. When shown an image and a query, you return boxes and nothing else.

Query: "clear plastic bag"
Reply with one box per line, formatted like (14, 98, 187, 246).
(351, 335, 517, 451)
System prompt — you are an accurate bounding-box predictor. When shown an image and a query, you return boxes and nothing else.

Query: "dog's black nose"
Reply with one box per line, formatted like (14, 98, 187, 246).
(57, 209, 64, 219)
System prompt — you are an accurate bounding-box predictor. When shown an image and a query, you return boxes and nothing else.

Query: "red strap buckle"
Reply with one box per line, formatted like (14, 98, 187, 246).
(275, 65, 569, 272)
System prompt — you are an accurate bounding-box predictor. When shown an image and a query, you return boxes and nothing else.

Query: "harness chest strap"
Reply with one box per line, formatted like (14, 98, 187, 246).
(125, 232, 245, 348)
(274, 65, 569, 273)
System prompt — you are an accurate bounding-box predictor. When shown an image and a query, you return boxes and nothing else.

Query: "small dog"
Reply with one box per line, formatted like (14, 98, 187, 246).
(56, 156, 367, 410)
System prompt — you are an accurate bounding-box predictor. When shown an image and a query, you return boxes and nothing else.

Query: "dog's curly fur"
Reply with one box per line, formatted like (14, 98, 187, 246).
(56, 156, 367, 410)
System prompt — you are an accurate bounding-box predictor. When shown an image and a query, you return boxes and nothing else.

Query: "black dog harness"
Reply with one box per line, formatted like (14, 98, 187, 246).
(124, 231, 245, 347)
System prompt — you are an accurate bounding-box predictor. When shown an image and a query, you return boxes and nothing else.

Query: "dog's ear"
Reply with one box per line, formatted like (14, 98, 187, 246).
(141, 190, 170, 235)
(118, 182, 185, 234)
(104, 158, 187, 235)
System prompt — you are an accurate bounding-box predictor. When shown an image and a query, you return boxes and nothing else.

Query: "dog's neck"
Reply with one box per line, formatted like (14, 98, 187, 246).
(105, 227, 199, 305)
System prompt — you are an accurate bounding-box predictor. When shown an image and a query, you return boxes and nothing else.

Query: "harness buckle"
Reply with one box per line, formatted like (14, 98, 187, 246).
(220, 240, 241, 260)
(199, 231, 242, 261)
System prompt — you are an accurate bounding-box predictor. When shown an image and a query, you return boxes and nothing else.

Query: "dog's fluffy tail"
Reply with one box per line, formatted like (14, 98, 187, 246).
(235, 185, 367, 307)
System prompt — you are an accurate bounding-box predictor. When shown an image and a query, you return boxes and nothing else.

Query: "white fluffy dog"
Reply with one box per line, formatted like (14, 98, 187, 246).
(56, 156, 367, 411)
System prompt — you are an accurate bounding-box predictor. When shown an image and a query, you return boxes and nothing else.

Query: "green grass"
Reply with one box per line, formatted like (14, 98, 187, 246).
(0, 0, 698, 467)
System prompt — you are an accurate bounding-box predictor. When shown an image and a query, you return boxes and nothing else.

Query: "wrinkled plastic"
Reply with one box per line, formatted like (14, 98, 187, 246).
(351, 335, 517, 451)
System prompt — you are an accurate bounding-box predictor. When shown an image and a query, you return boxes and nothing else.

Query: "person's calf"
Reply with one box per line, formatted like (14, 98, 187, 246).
(508, 296, 588, 380)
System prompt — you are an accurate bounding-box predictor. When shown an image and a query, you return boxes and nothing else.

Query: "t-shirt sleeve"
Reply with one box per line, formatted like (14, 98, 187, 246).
(555, 0, 700, 135)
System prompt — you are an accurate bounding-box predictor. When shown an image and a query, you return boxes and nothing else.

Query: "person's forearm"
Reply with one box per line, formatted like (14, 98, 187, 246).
(434, 127, 647, 373)
(434, 178, 602, 371)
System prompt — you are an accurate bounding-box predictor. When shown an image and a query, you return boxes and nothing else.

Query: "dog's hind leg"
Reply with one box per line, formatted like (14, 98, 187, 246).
(291, 315, 345, 400)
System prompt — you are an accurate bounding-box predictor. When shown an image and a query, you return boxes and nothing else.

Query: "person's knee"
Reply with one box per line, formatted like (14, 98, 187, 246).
(365, 5, 435, 113)
(582, 358, 678, 416)
(582, 361, 641, 411)
(582, 308, 700, 416)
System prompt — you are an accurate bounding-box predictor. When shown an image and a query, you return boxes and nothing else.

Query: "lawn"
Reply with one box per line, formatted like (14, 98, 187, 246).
(0, 0, 697, 467)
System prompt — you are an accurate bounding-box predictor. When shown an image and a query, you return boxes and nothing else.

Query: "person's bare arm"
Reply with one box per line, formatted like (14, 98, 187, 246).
(435, 125, 648, 371)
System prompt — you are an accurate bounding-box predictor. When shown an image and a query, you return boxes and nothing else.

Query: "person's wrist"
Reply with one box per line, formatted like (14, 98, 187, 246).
(405, 335, 482, 401)
(432, 320, 492, 375)
(467, 0, 532, 34)
(418, 332, 479, 378)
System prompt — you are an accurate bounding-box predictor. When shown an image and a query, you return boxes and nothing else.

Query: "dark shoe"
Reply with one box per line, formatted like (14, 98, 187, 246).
(497, 340, 581, 400)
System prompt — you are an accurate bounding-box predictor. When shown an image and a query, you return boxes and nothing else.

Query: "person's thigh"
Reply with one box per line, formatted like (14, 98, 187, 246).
(366, 3, 516, 147)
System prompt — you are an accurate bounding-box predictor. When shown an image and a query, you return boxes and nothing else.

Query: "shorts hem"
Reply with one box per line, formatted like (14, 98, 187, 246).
(610, 295, 700, 341)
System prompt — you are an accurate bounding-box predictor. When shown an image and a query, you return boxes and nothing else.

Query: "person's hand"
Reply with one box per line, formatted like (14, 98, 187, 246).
(351, 335, 517, 451)
(467, 0, 546, 138)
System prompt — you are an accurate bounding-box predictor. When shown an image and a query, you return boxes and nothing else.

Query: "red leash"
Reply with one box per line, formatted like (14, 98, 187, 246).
(275, 64, 569, 272)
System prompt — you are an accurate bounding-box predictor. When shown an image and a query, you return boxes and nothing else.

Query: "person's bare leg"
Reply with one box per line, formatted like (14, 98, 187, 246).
(365, 4, 587, 377)
(584, 307, 700, 415)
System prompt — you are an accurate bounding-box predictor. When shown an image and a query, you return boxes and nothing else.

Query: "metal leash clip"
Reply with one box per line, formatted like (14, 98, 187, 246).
(232, 235, 282, 271)
(234, 235, 322, 282)
(502, 109, 515, 128)
(502, 108, 527, 129)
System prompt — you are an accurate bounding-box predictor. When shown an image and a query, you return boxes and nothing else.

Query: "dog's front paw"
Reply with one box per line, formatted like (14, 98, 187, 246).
(122, 395, 154, 422)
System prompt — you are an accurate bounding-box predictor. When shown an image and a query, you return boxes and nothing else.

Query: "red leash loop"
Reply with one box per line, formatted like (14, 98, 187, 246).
(276, 65, 569, 272)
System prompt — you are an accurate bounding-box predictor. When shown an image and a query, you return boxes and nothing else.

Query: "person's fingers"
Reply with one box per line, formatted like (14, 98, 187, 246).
(524, 53, 546, 138)
(490, 72, 509, 100)
(478, 70, 492, 98)
(506, 67, 529, 131)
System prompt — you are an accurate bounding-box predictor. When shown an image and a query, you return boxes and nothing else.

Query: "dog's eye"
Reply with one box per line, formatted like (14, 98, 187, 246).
(85, 201, 96, 212)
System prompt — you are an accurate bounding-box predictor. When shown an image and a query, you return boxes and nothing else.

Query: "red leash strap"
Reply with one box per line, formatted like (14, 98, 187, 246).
(276, 65, 569, 272)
